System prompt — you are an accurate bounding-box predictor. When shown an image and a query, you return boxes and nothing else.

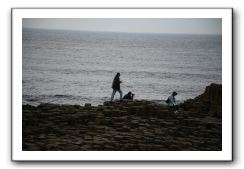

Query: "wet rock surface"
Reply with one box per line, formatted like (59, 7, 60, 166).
(23, 84, 222, 151)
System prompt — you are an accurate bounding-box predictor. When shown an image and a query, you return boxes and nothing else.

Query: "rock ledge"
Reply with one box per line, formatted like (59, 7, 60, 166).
(23, 84, 222, 151)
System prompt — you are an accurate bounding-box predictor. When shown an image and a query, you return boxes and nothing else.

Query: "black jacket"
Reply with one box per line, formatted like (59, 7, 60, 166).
(123, 93, 133, 100)
(112, 76, 121, 90)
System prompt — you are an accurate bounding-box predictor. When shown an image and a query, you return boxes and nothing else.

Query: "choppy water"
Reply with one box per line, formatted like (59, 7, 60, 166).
(23, 28, 222, 106)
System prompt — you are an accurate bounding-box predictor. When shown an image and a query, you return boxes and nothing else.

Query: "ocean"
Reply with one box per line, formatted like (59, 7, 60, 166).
(22, 28, 222, 106)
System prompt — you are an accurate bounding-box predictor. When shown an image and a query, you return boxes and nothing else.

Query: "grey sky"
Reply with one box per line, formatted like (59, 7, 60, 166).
(23, 18, 222, 35)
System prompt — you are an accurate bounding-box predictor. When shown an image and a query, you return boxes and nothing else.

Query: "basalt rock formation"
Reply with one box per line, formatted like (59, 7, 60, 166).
(180, 83, 222, 118)
(22, 84, 222, 151)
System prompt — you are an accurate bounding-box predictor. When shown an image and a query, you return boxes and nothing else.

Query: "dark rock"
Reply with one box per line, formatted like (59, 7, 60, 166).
(180, 83, 222, 118)
(84, 103, 91, 107)
(22, 84, 222, 151)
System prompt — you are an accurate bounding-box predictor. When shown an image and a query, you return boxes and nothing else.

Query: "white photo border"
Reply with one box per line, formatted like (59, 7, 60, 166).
(12, 8, 233, 161)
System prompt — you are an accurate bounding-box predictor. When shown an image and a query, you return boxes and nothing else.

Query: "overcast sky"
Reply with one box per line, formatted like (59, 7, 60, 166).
(23, 18, 221, 35)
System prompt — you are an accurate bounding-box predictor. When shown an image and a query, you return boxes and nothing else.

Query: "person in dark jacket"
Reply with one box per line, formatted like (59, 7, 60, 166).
(110, 72, 123, 101)
(123, 91, 135, 100)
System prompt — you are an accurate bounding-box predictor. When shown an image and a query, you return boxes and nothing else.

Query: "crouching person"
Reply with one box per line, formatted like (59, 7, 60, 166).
(123, 91, 135, 101)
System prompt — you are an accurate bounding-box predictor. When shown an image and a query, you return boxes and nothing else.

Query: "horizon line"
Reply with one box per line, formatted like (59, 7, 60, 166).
(22, 27, 222, 36)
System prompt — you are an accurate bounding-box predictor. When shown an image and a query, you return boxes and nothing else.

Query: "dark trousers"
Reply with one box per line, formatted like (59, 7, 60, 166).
(110, 89, 123, 101)
(169, 105, 179, 111)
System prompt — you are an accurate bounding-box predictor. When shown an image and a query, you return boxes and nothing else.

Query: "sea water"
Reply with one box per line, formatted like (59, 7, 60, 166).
(22, 28, 222, 106)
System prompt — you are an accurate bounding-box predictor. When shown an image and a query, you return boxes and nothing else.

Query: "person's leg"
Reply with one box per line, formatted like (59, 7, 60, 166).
(168, 106, 174, 112)
(175, 105, 179, 111)
(110, 89, 116, 101)
(173, 105, 179, 113)
(118, 89, 123, 100)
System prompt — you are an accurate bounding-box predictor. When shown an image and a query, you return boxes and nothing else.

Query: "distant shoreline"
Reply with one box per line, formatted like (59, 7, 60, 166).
(23, 27, 222, 36)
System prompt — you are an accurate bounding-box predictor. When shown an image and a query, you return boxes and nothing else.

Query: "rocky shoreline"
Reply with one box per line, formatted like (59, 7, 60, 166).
(23, 83, 222, 151)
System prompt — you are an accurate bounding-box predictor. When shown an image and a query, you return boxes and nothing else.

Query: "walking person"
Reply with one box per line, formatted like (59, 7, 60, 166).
(110, 72, 123, 101)
(166, 91, 179, 113)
